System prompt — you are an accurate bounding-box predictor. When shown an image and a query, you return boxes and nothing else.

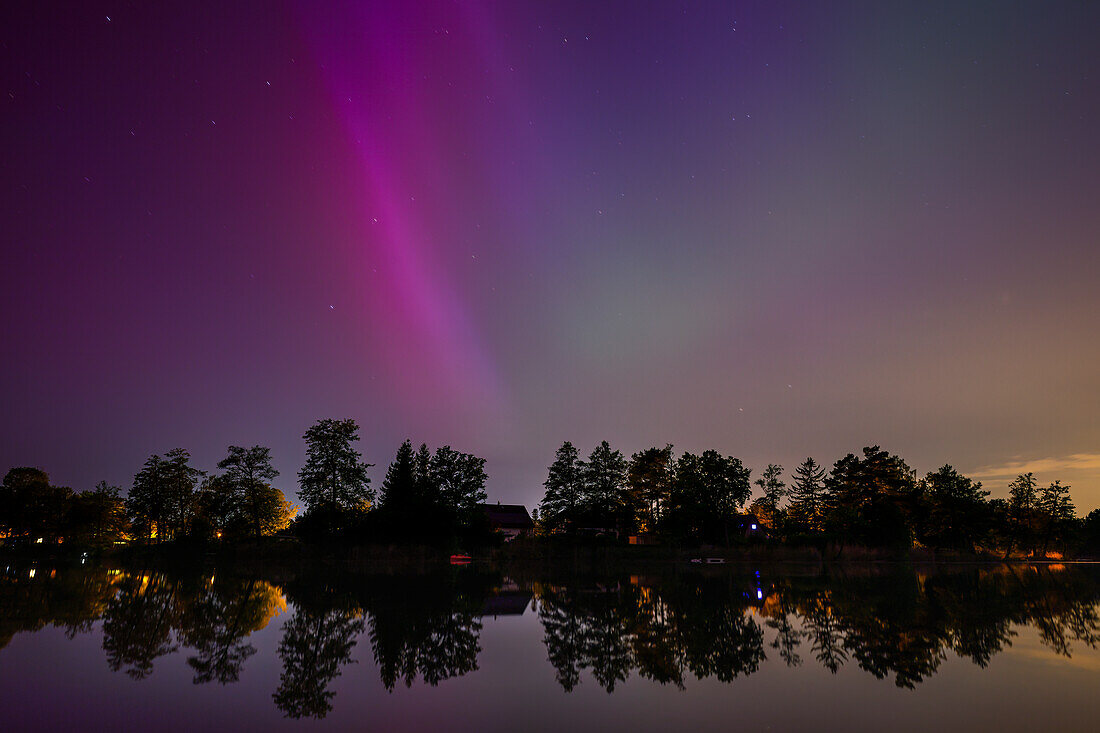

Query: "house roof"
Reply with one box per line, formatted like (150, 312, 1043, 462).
(480, 503, 534, 529)
(480, 591, 532, 616)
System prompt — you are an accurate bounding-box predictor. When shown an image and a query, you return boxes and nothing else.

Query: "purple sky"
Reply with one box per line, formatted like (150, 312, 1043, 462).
(3, 1, 1099, 511)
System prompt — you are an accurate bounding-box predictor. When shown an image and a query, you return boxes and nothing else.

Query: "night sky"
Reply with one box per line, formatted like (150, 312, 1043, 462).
(3, 1, 1099, 511)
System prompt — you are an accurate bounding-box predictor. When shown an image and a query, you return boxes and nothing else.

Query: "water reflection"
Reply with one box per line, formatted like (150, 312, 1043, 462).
(273, 605, 363, 718)
(1, 562, 1098, 718)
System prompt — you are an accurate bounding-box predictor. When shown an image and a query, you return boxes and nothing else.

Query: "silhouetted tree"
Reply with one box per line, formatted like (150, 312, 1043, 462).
(194, 474, 236, 538)
(0, 468, 48, 538)
(664, 450, 751, 544)
(580, 441, 629, 531)
(1007, 473, 1040, 556)
(414, 442, 434, 505)
(1037, 480, 1075, 556)
(538, 442, 583, 533)
(163, 449, 204, 538)
(787, 458, 827, 532)
(1082, 509, 1100, 557)
(217, 445, 282, 538)
(626, 445, 674, 532)
(430, 446, 487, 520)
(67, 481, 128, 546)
(379, 439, 418, 512)
(921, 465, 989, 552)
(297, 419, 374, 516)
(127, 450, 202, 542)
(824, 446, 917, 548)
(753, 463, 786, 529)
(0, 467, 71, 542)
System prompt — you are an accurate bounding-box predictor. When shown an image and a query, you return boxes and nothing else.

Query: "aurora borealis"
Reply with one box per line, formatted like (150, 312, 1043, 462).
(3, 1, 1099, 509)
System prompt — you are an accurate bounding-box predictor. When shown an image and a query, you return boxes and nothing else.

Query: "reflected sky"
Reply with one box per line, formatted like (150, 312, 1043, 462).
(0, 562, 1098, 731)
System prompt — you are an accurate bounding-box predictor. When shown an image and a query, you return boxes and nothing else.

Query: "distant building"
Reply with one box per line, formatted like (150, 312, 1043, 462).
(738, 512, 767, 539)
(481, 503, 534, 541)
(480, 590, 533, 617)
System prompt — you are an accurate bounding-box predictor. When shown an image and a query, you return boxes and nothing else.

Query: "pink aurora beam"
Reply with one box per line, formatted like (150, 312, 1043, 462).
(299, 3, 508, 420)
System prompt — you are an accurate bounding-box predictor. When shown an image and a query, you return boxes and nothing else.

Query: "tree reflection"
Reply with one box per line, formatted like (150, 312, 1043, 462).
(272, 606, 364, 719)
(533, 564, 1100, 692)
(358, 574, 489, 691)
(367, 596, 482, 690)
(177, 577, 285, 684)
(538, 578, 766, 692)
(802, 596, 847, 673)
(0, 560, 1098, 711)
(0, 566, 120, 650)
(102, 574, 180, 679)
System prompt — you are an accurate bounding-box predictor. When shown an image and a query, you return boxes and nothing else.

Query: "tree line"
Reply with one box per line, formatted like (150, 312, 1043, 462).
(0, 418, 490, 548)
(536, 441, 1098, 557)
(3, 427, 1099, 555)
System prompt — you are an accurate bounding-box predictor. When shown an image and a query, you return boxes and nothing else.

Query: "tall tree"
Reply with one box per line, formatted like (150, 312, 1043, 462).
(413, 443, 434, 507)
(538, 442, 583, 533)
(823, 446, 917, 547)
(700, 450, 752, 545)
(127, 454, 169, 541)
(921, 465, 989, 552)
(430, 446, 488, 519)
(162, 448, 204, 539)
(67, 481, 128, 546)
(787, 458, 827, 532)
(0, 467, 71, 541)
(218, 445, 280, 538)
(664, 450, 751, 544)
(297, 419, 374, 515)
(379, 440, 417, 512)
(626, 445, 674, 532)
(1007, 473, 1039, 556)
(1037, 480, 1075, 556)
(580, 441, 628, 530)
(753, 464, 786, 528)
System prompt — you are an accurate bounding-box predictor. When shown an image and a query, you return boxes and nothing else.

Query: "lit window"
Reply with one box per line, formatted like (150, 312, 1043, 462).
(750, 523, 757, 530)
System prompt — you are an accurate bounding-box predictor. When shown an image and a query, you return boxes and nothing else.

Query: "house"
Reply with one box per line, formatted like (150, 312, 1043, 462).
(480, 590, 533, 617)
(481, 503, 534, 541)
(737, 512, 767, 539)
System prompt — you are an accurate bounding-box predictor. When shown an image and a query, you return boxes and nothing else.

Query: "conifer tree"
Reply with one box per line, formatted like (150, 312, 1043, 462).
(1007, 472, 1039, 555)
(580, 441, 628, 529)
(538, 442, 583, 532)
(788, 458, 826, 531)
(379, 440, 417, 512)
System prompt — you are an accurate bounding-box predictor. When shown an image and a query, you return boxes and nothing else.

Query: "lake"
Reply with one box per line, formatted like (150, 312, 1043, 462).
(1, 559, 1098, 731)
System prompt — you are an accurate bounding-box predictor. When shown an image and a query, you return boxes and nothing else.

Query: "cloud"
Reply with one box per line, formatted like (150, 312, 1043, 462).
(970, 453, 1100, 480)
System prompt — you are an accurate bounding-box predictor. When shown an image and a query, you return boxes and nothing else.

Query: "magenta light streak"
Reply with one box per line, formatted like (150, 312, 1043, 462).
(298, 3, 507, 419)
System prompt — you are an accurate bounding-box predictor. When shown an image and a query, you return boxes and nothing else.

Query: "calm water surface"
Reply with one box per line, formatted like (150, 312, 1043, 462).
(1, 560, 1098, 731)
